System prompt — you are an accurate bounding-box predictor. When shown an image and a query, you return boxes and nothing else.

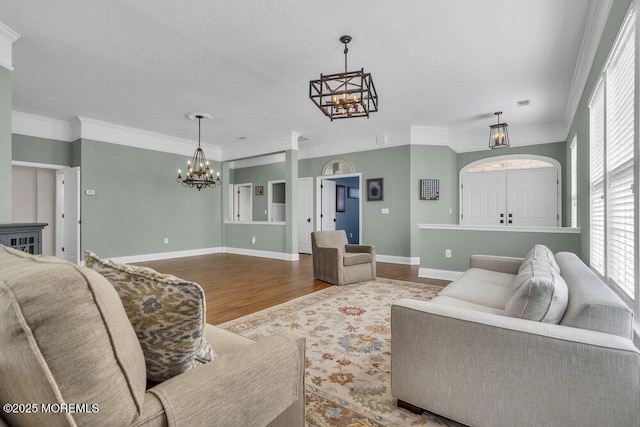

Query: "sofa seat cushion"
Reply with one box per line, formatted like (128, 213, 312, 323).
(459, 267, 517, 288)
(438, 269, 516, 310)
(429, 295, 505, 315)
(505, 259, 568, 323)
(86, 251, 215, 382)
(0, 245, 146, 427)
(343, 252, 372, 266)
(204, 324, 254, 356)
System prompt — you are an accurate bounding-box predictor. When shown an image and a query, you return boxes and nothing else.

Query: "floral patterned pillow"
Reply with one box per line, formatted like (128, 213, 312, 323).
(85, 251, 215, 382)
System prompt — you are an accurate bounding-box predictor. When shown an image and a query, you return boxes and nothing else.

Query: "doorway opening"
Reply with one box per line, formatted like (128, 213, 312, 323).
(316, 173, 362, 244)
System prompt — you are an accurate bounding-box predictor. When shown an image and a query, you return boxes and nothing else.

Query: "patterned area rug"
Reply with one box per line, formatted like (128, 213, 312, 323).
(218, 278, 464, 426)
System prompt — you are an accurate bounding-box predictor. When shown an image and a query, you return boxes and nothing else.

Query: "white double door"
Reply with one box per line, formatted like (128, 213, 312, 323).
(461, 169, 559, 227)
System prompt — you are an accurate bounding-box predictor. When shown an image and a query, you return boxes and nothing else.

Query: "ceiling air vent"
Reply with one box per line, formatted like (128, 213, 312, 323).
(517, 99, 530, 107)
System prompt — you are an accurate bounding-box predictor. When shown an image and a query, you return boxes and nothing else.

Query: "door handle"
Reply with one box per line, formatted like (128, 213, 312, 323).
(333, 218, 336, 222)
(508, 220, 513, 224)
(307, 218, 311, 222)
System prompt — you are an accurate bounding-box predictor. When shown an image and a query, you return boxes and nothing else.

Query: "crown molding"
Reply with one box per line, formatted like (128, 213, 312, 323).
(229, 152, 286, 169)
(564, 0, 613, 127)
(298, 128, 409, 160)
(409, 125, 451, 146)
(0, 21, 20, 70)
(222, 132, 299, 161)
(76, 116, 222, 160)
(12, 111, 74, 141)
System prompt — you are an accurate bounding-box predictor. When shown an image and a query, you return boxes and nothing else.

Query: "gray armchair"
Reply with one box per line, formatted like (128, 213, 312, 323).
(311, 230, 376, 285)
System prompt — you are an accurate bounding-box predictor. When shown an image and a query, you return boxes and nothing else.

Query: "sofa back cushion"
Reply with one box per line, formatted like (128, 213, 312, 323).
(85, 251, 214, 382)
(519, 244, 560, 274)
(556, 252, 634, 338)
(505, 259, 569, 323)
(0, 245, 146, 427)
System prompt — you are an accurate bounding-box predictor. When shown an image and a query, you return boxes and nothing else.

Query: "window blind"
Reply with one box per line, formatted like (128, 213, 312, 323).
(589, 82, 605, 276)
(605, 10, 635, 298)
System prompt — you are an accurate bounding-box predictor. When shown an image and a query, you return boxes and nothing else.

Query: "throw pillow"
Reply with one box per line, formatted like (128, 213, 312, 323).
(85, 251, 215, 382)
(506, 259, 569, 324)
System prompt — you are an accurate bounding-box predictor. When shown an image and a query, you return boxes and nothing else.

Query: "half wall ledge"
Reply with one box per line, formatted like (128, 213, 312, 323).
(417, 224, 581, 280)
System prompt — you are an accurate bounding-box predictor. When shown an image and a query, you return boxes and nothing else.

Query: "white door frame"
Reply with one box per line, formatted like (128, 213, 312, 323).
(315, 173, 363, 243)
(233, 183, 253, 221)
(459, 155, 562, 226)
(11, 161, 68, 258)
(54, 166, 81, 264)
(297, 177, 313, 254)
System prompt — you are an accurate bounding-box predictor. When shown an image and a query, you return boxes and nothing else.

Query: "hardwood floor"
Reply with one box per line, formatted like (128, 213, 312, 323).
(137, 253, 449, 324)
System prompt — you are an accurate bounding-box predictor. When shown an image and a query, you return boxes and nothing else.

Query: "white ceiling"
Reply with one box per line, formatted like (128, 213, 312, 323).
(1, 0, 601, 156)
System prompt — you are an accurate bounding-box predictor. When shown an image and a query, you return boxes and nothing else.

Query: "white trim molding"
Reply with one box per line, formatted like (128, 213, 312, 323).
(223, 132, 299, 161)
(76, 116, 222, 160)
(409, 125, 451, 146)
(564, 0, 614, 127)
(0, 21, 19, 70)
(12, 160, 67, 170)
(229, 152, 286, 169)
(298, 128, 409, 160)
(12, 111, 74, 141)
(223, 247, 299, 261)
(376, 254, 420, 265)
(110, 247, 223, 264)
(418, 268, 464, 281)
(419, 223, 581, 234)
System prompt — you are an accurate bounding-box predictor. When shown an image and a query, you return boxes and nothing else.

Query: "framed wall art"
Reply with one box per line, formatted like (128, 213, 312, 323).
(420, 179, 439, 200)
(367, 178, 383, 201)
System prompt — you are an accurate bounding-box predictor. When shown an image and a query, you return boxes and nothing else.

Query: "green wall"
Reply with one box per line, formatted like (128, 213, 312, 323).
(0, 67, 12, 223)
(409, 145, 459, 256)
(565, 0, 634, 262)
(224, 223, 286, 253)
(231, 161, 286, 221)
(420, 228, 581, 272)
(299, 145, 412, 258)
(12, 133, 72, 166)
(79, 139, 223, 258)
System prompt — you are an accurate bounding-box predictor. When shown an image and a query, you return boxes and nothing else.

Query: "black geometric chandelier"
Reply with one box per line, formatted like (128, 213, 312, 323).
(177, 113, 221, 191)
(309, 35, 378, 120)
(489, 111, 510, 149)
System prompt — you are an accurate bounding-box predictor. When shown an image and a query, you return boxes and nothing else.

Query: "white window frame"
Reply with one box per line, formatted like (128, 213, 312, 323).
(587, 2, 638, 311)
(570, 136, 578, 228)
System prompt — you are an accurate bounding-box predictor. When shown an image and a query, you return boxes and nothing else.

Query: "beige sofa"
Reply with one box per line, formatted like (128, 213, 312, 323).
(311, 230, 376, 285)
(391, 245, 639, 427)
(0, 245, 305, 427)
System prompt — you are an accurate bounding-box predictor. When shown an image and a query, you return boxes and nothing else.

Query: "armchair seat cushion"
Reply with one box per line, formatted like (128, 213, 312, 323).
(343, 252, 372, 266)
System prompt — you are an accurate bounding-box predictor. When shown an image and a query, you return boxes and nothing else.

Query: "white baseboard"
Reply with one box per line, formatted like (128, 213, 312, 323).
(376, 255, 420, 265)
(223, 247, 300, 261)
(110, 247, 223, 264)
(418, 267, 463, 281)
